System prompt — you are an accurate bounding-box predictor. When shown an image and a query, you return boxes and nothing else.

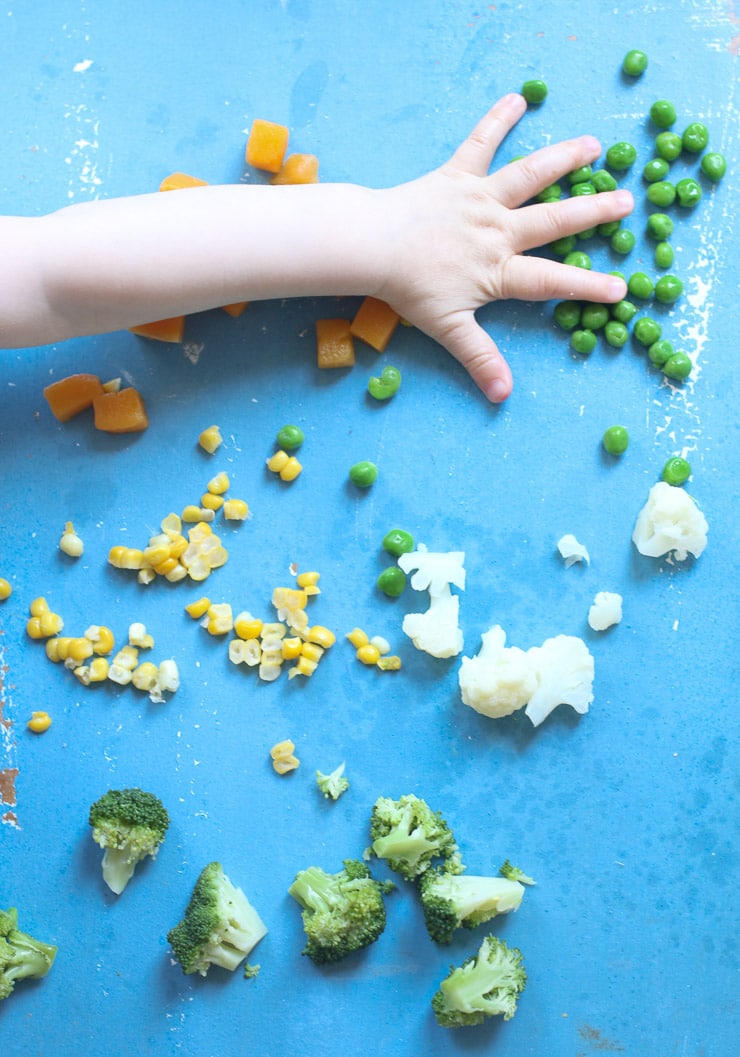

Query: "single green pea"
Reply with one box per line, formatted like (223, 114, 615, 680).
(522, 79, 548, 104)
(646, 212, 674, 240)
(611, 299, 637, 324)
(627, 272, 654, 299)
(367, 365, 402, 400)
(609, 270, 626, 280)
(553, 301, 582, 331)
(549, 234, 576, 256)
(570, 181, 596, 196)
(646, 180, 676, 207)
(654, 131, 682, 160)
(580, 304, 609, 331)
(597, 220, 621, 237)
(576, 227, 597, 240)
(604, 320, 630, 348)
(643, 158, 670, 183)
(681, 122, 709, 153)
(536, 182, 562, 203)
(276, 424, 305, 450)
(376, 566, 406, 598)
(381, 528, 414, 557)
(610, 229, 636, 255)
(606, 141, 638, 170)
(602, 425, 629, 454)
(622, 49, 648, 76)
(662, 351, 692, 381)
(700, 151, 727, 182)
(349, 460, 378, 487)
(633, 317, 662, 346)
(650, 100, 677, 129)
(648, 339, 675, 366)
(675, 177, 702, 208)
(654, 241, 675, 269)
(661, 456, 691, 485)
(570, 329, 597, 355)
(592, 169, 618, 192)
(654, 274, 684, 304)
(563, 251, 592, 269)
(568, 165, 593, 185)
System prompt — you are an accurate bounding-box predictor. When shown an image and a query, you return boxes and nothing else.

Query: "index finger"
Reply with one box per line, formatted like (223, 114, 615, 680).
(448, 94, 528, 177)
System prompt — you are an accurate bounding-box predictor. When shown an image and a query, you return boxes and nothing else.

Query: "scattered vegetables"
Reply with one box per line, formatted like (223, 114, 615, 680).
(587, 591, 624, 631)
(381, 528, 414, 556)
(88, 788, 170, 895)
(0, 908, 57, 1002)
(59, 520, 84, 557)
(316, 318, 355, 368)
(367, 365, 402, 400)
(245, 118, 290, 173)
(26, 711, 52, 734)
(348, 460, 378, 488)
(269, 152, 319, 185)
(198, 425, 223, 453)
(276, 424, 304, 450)
(521, 79, 547, 104)
(622, 49, 648, 76)
(129, 316, 185, 343)
(270, 739, 300, 775)
(602, 425, 629, 455)
(632, 481, 708, 560)
(376, 566, 406, 597)
(418, 867, 524, 945)
(397, 545, 465, 658)
(662, 456, 691, 485)
(316, 763, 349, 801)
(43, 372, 104, 421)
(351, 296, 400, 352)
(431, 935, 526, 1027)
(369, 794, 462, 880)
(557, 534, 590, 566)
(266, 449, 303, 481)
(0, 577, 12, 600)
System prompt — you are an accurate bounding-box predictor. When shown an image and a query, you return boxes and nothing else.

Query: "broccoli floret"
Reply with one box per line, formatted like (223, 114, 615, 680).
(499, 859, 536, 886)
(369, 794, 462, 881)
(315, 763, 349, 801)
(288, 858, 394, 965)
(88, 787, 170, 895)
(432, 935, 526, 1027)
(418, 867, 524, 944)
(0, 908, 57, 1001)
(168, 861, 267, 977)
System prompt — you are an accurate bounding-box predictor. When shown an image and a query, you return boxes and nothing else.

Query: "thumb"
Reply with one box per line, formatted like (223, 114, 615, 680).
(441, 315, 513, 403)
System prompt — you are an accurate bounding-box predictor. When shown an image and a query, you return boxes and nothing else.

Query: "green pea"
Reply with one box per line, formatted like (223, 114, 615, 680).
(597, 220, 621, 237)
(580, 304, 609, 331)
(622, 49, 648, 76)
(553, 301, 582, 331)
(633, 317, 662, 346)
(654, 274, 683, 304)
(568, 165, 593, 185)
(368, 365, 402, 400)
(642, 158, 670, 183)
(646, 180, 676, 207)
(681, 122, 709, 153)
(646, 212, 674, 240)
(381, 528, 414, 557)
(570, 181, 596, 196)
(654, 131, 683, 160)
(609, 270, 626, 280)
(675, 177, 702, 208)
(592, 169, 618, 192)
(627, 272, 654, 299)
(549, 234, 576, 256)
(662, 351, 692, 381)
(570, 329, 597, 355)
(576, 227, 597, 240)
(604, 320, 629, 348)
(376, 566, 406, 598)
(610, 229, 636, 255)
(522, 79, 548, 104)
(349, 460, 378, 487)
(611, 299, 637, 324)
(700, 151, 726, 182)
(654, 242, 675, 269)
(606, 141, 638, 170)
(563, 251, 591, 269)
(276, 424, 305, 450)
(602, 425, 629, 454)
(661, 456, 691, 485)
(648, 339, 675, 366)
(650, 100, 677, 129)
(536, 182, 562, 203)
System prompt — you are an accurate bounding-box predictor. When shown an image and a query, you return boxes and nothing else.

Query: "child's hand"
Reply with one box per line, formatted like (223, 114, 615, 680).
(377, 94, 634, 402)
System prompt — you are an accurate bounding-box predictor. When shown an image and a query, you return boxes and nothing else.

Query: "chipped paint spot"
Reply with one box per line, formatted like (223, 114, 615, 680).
(1, 635, 20, 828)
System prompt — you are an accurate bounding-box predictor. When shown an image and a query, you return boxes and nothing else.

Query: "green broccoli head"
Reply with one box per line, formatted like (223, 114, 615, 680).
(167, 861, 267, 977)
(369, 794, 462, 881)
(432, 935, 526, 1027)
(0, 908, 57, 1002)
(88, 787, 170, 895)
(499, 859, 536, 886)
(288, 858, 394, 965)
(315, 763, 350, 801)
(418, 867, 524, 944)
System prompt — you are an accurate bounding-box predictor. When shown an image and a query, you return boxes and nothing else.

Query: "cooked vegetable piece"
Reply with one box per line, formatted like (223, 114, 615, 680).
(316, 318, 355, 368)
(622, 49, 648, 76)
(350, 296, 401, 352)
(349, 461, 378, 487)
(245, 118, 289, 173)
(270, 153, 319, 184)
(662, 456, 692, 485)
(158, 172, 208, 191)
(602, 425, 629, 454)
(129, 316, 185, 343)
(93, 388, 149, 434)
(43, 373, 104, 422)
(521, 79, 547, 104)
(431, 934, 526, 1027)
(0, 907, 57, 1001)
(632, 481, 707, 560)
(419, 866, 524, 945)
(88, 787, 170, 894)
(221, 301, 249, 317)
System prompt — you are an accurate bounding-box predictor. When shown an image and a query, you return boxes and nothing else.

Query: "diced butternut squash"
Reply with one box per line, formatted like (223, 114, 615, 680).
(350, 296, 401, 353)
(246, 119, 290, 174)
(129, 316, 186, 343)
(316, 319, 355, 369)
(93, 388, 149, 434)
(43, 373, 105, 422)
(221, 301, 250, 318)
(159, 172, 209, 192)
(270, 153, 320, 185)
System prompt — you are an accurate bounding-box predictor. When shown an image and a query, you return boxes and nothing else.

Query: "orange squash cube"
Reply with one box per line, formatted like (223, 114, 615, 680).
(159, 172, 209, 192)
(316, 319, 355, 369)
(43, 373, 105, 422)
(93, 387, 149, 434)
(246, 119, 290, 174)
(270, 153, 320, 185)
(129, 316, 186, 343)
(350, 296, 401, 353)
(221, 301, 250, 318)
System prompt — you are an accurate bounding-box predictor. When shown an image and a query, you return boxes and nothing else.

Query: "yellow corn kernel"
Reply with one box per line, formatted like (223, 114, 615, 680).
(113, 645, 139, 670)
(296, 571, 321, 595)
(346, 627, 369, 649)
(0, 577, 12, 601)
(201, 491, 224, 511)
(84, 625, 115, 655)
(270, 739, 300, 774)
(165, 563, 188, 583)
(229, 638, 261, 666)
(279, 456, 302, 482)
(108, 545, 144, 570)
(156, 660, 180, 695)
(26, 617, 44, 640)
(138, 567, 156, 585)
(289, 655, 318, 678)
(161, 512, 182, 537)
(233, 612, 263, 640)
(184, 556, 211, 582)
(66, 637, 94, 664)
(167, 535, 189, 559)
(206, 602, 233, 635)
(182, 505, 215, 524)
(272, 587, 308, 613)
(59, 520, 84, 557)
(307, 625, 336, 649)
(198, 424, 223, 453)
(142, 543, 170, 568)
(281, 636, 302, 660)
(128, 623, 154, 649)
(377, 655, 402, 671)
(185, 596, 211, 619)
(29, 597, 50, 617)
(39, 611, 64, 637)
(107, 663, 133, 686)
(27, 711, 52, 734)
(370, 635, 391, 656)
(46, 637, 71, 662)
(223, 498, 249, 521)
(266, 449, 289, 473)
(356, 643, 381, 666)
(132, 661, 160, 692)
(188, 521, 213, 542)
(207, 471, 230, 495)
(153, 556, 179, 577)
(258, 660, 282, 682)
(204, 544, 229, 569)
(300, 642, 324, 664)
(75, 656, 110, 684)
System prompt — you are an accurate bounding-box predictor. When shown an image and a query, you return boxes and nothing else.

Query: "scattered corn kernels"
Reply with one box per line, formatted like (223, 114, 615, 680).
(132, 661, 159, 693)
(128, 622, 154, 649)
(27, 711, 52, 734)
(205, 602, 234, 635)
(356, 643, 381, 666)
(198, 425, 223, 453)
(346, 627, 369, 649)
(59, 521, 84, 557)
(296, 571, 321, 595)
(207, 471, 230, 495)
(233, 611, 263, 640)
(270, 739, 300, 774)
(185, 596, 211, 619)
(0, 577, 13, 600)
(377, 655, 402, 671)
(223, 498, 249, 520)
(201, 492, 224, 511)
(84, 625, 115, 654)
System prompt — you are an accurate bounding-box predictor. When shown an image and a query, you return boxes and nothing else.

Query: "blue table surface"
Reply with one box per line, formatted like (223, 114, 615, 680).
(1, 3, 738, 1055)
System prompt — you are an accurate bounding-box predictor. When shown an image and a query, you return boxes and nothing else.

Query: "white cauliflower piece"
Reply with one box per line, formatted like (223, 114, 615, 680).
(557, 534, 590, 567)
(398, 545, 465, 658)
(459, 625, 538, 718)
(632, 481, 708, 561)
(524, 635, 594, 728)
(588, 591, 623, 631)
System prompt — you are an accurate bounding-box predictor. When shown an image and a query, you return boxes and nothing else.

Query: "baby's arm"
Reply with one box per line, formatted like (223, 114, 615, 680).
(0, 93, 632, 402)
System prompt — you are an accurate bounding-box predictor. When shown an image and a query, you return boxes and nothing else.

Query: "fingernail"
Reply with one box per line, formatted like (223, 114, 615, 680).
(607, 276, 628, 300)
(614, 189, 634, 211)
(487, 378, 511, 403)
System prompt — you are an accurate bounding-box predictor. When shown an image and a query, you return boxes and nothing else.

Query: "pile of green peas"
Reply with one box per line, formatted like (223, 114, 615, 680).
(376, 528, 415, 597)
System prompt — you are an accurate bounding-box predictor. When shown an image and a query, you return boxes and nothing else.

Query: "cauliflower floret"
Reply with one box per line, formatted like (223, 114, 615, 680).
(557, 534, 590, 567)
(398, 545, 465, 659)
(632, 481, 708, 561)
(588, 591, 623, 632)
(459, 625, 538, 718)
(525, 635, 594, 727)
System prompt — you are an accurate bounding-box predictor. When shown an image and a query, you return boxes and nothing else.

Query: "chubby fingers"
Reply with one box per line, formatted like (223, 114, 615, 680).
(449, 94, 528, 177)
(491, 134, 604, 208)
(438, 312, 514, 403)
(513, 188, 634, 254)
(501, 255, 628, 305)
